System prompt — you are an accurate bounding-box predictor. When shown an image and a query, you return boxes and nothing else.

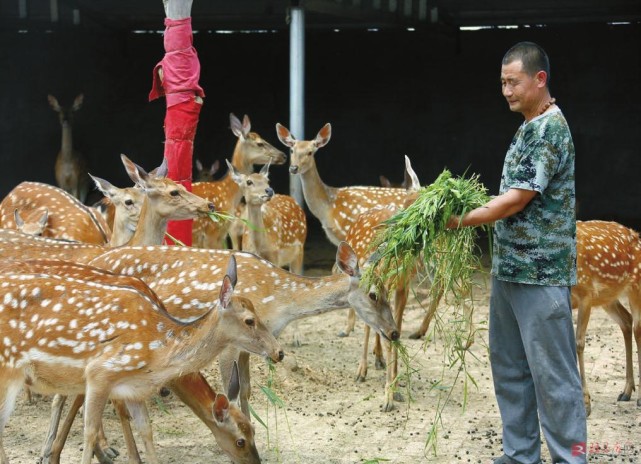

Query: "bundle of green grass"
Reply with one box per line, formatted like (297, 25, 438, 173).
(361, 169, 491, 303)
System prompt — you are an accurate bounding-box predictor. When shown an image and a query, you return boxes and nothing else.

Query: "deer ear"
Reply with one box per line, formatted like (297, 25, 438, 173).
(226, 255, 238, 287)
(259, 160, 271, 177)
(13, 209, 24, 228)
(38, 209, 49, 228)
(276, 123, 296, 147)
(210, 160, 220, 176)
(404, 155, 420, 192)
(89, 174, 115, 197)
(47, 95, 61, 112)
(241, 115, 251, 138)
(150, 157, 168, 178)
(336, 242, 360, 277)
(230, 113, 245, 139)
(314, 123, 332, 148)
(226, 160, 243, 185)
(72, 94, 84, 111)
(121, 154, 143, 186)
(212, 394, 230, 423)
(227, 361, 241, 402)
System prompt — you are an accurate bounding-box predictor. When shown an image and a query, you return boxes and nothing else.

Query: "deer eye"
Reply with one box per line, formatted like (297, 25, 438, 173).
(368, 292, 378, 302)
(236, 438, 245, 448)
(170, 190, 180, 196)
(246, 180, 253, 186)
(245, 318, 255, 327)
(125, 199, 134, 206)
(256, 141, 264, 147)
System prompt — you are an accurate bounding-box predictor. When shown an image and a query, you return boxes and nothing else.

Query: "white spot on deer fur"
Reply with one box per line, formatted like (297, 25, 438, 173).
(149, 340, 163, 350)
(3, 293, 14, 305)
(262, 295, 275, 304)
(52, 303, 63, 312)
(41, 299, 51, 308)
(182, 287, 191, 294)
(3, 337, 11, 346)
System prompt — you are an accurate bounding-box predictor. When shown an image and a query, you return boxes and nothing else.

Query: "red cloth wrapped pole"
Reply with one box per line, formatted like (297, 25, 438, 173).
(149, 17, 205, 246)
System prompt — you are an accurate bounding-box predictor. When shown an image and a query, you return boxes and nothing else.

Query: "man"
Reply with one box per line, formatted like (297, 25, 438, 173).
(448, 42, 587, 463)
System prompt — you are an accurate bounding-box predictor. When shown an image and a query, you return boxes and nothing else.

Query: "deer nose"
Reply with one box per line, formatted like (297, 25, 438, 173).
(390, 330, 400, 341)
(266, 188, 274, 198)
(277, 350, 285, 362)
(289, 166, 299, 174)
(207, 202, 215, 212)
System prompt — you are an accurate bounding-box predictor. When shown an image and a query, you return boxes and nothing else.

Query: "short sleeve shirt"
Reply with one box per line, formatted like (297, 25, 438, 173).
(491, 107, 577, 286)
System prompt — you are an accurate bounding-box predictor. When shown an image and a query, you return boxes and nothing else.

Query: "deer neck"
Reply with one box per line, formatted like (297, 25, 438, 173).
(298, 161, 335, 228)
(60, 121, 74, 160)
(109, 210, 136, 247)
(244, 201, 271, 258)
(159, 308, 229, 373)
(128, 197, 167, 246)
(231, 140, 253, 174)
(265, 272, 350, 337)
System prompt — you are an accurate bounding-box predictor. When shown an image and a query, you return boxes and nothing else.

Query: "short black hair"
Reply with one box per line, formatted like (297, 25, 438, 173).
(502, 42, 551, 84)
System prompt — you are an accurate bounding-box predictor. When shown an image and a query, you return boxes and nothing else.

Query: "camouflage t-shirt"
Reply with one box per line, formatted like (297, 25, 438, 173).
(491, 107, 577, 286)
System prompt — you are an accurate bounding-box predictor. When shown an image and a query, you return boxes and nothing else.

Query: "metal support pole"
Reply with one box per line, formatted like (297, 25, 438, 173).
(289, 5, 305, 207)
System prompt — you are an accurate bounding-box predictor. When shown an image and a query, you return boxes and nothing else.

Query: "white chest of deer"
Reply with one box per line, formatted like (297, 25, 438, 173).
(192, 113, 286, 249)
(48, 94, 89, 204)
(277, 122, 416, 246)
(229, 161, 307, 274)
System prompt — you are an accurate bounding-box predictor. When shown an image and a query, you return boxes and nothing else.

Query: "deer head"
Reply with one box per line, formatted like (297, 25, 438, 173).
(277, 122, 331, 175)
(13, 208, 49, 236)
(230, 113, 286, 169)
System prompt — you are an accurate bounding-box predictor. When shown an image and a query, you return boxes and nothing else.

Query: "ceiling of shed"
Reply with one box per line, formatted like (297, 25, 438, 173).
(2, 0, 640, 32)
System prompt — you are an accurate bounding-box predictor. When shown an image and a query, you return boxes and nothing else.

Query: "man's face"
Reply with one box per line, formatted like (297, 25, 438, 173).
(500, 60, 542, 116)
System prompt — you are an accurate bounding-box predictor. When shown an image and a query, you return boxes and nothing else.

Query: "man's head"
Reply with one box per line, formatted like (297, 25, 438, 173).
(500, 42, 552, 120)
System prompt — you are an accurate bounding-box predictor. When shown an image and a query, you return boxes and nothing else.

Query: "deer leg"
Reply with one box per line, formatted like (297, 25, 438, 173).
(237, 351, 252, 417)
(575, 303, 592, 416)
(373, 334, 385, 370)
(338, 308, 356, 337)
(126, 400, 159, 464)
(409, 285, 443, 340)
(383, 282, 409, 412)
(112, 400, 142, 464)
(40, 394, 68, 464)
(628, 291, 641, 407)
(81, 389, 110, 464)
(602, 301, 635, 402)
(0, 373, 23, 464)
(355, 325, 371, 382)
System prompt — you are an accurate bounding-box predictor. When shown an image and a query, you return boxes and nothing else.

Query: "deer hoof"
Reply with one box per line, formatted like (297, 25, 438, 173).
(374, 358, 386, 370)
(393, 391, 404, 402)
(617, 391, 631, 401)
(337, 330, 350, 338)
(382, 400, 396, 412)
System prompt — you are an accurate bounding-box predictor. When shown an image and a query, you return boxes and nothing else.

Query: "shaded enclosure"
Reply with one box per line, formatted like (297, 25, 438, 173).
(0, 21, 639, 229)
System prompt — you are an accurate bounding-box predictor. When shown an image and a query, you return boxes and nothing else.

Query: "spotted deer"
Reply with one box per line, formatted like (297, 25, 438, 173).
(277, 123, 417, 247)
(228, 160, 307, 274)
(13, 208, 49, 236)
(0, 181, 110, 244)
(89, 175, 145, 247)
(192, 113, 286, 249)
(88, 241, 399, 416)
(0, 256, 282, 464)
(572, 220, 641, 415)
(47, 94, 90, 203)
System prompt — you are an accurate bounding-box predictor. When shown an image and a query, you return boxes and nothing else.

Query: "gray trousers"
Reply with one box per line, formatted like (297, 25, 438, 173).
(489, 277, 587, 464)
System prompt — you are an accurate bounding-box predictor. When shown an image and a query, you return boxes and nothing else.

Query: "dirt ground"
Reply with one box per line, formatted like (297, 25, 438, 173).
(3, 234, 641, 463)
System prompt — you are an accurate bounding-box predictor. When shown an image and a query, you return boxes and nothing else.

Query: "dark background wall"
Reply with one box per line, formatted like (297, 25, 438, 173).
(0, 22, 639, 231)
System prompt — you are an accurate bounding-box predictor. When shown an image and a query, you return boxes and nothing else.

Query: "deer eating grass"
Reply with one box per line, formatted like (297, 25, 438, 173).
(0, 256, 282, 464)
(192, 113, 286, 249)
(572, 220, 641, 415)
(0, 181, 110, 244)
(88, 242, 399, 416)
(48, 94, 90, 203)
